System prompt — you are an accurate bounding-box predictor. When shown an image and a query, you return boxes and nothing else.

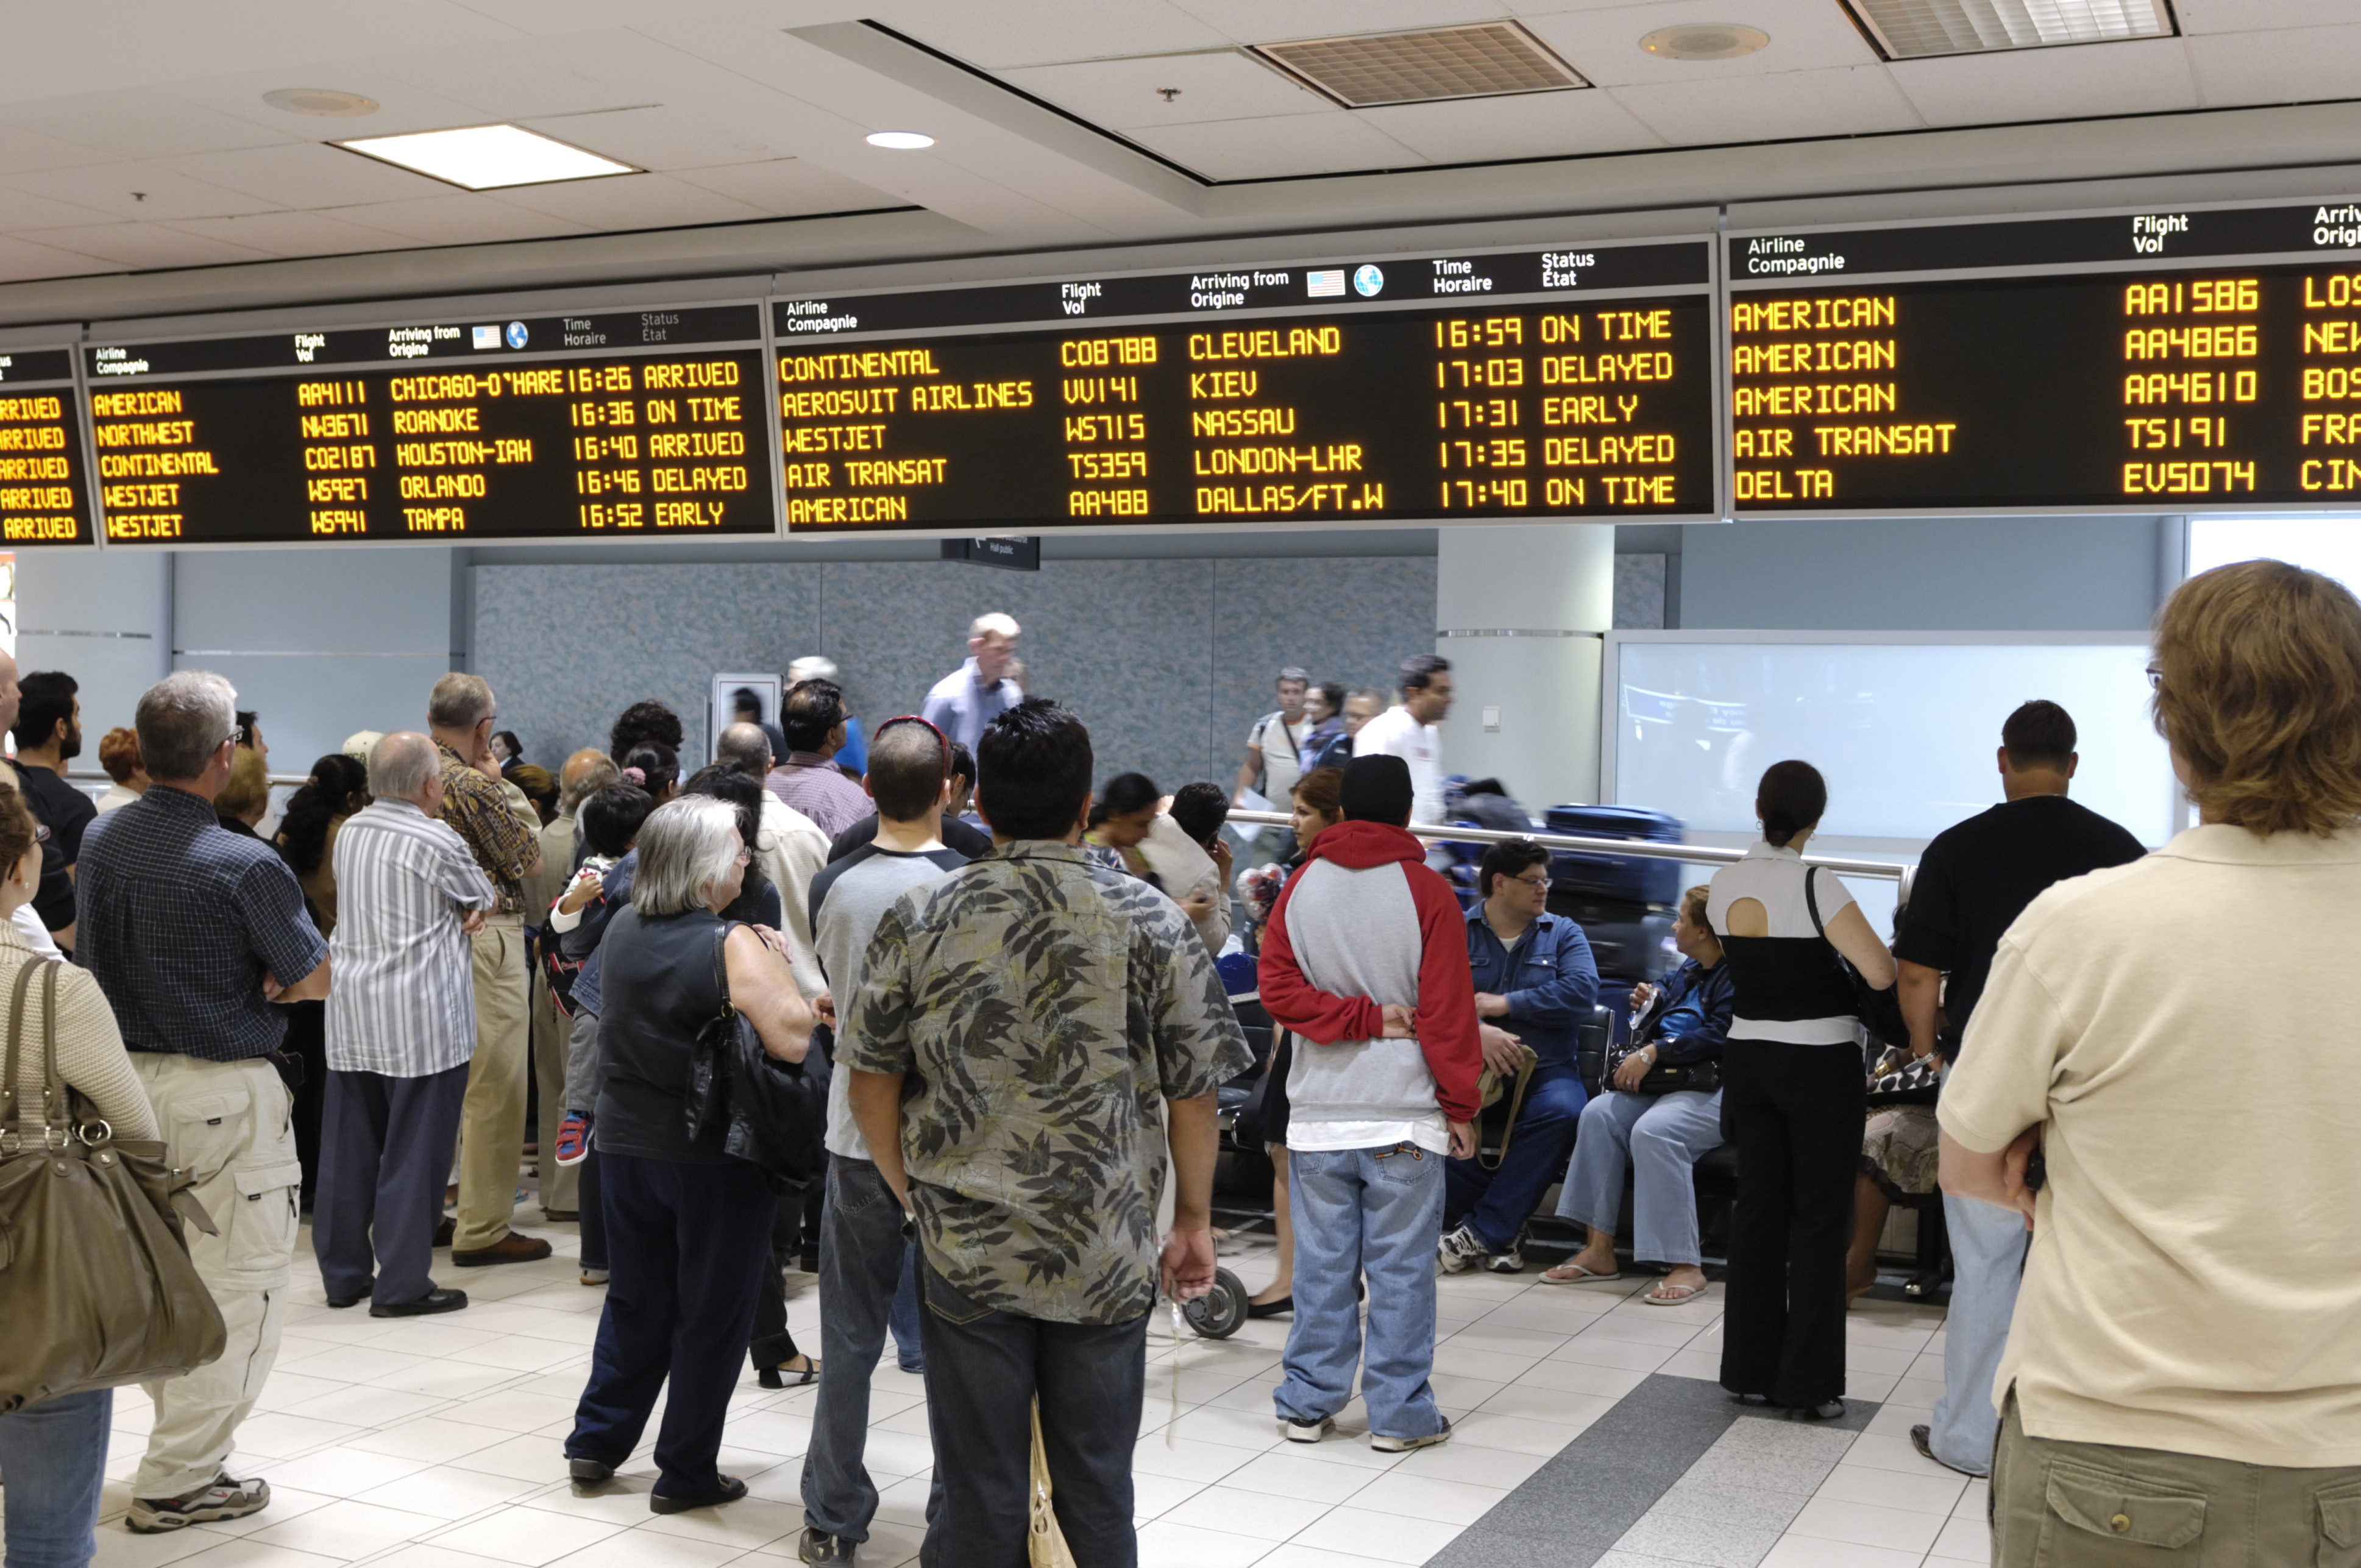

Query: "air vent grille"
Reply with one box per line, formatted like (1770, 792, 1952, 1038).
(1251, 21, 1587, 110)
(1847, 0, 2173, 59)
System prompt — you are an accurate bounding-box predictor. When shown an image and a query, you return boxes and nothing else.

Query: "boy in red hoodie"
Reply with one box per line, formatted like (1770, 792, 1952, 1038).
(1259, 755, 1482, 1450)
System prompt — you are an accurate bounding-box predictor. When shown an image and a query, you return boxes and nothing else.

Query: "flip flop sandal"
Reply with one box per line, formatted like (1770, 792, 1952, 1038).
(1539, 1263, 1622, 1285)
(1642, 1282, 1708, 1305)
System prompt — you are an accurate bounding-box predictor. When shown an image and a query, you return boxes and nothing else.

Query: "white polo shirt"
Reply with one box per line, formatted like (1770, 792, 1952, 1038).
(1354, 704, 1444, 825)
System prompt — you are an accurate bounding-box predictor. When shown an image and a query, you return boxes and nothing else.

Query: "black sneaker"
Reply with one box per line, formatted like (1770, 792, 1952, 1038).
(126, 1474, 270, 1533)
(1283, 1414, 1335, 1444)
(799, 1526, 855, 1563)
(567, 1456, 615, 1485)
(1436, 1223, 1487, 1275)
(651, 1475, 747, 1513)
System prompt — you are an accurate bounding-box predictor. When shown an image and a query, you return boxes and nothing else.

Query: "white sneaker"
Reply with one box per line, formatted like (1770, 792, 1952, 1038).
(1484, 1230, 1527, 1274)
(1436, 1222, 1487, 1275)
(1372, 1417, 1453, 1453)
(1283, 1415, 1335, 1443)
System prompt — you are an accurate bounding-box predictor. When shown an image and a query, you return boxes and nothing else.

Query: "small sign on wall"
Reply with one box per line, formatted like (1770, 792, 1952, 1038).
(711, 672, 782, 764)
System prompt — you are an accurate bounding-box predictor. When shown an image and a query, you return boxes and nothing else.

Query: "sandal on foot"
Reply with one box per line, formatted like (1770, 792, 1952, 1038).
(1644, 1280, 1708, 1305)
(1539, 1261, 1621, 1285)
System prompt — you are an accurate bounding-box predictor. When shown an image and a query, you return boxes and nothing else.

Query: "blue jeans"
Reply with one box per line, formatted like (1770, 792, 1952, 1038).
(1556, 1088, 1724, 1267)
(916, 1255, 1146, 1568)
(0, 1388, 111, 1568)
(1930, 1193, 2028, 1476)
(802, 1157, 931, 1542)
(1277, 1142, 1446, 1442)
(1443, 1063, 1586, 1253)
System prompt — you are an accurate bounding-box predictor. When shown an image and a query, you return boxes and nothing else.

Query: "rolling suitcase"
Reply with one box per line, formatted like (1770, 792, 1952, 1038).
(1543, 804, 1683, 909)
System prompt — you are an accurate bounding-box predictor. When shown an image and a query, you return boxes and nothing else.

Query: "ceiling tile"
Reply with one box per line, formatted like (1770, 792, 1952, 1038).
(315, 191, 597, 246)
(1124, 110, 1428, 179)
(0, 187, 123, 233)
(999, 51, 1332, 131)
(1, 101, 297, 160)
(2187, 23, 2361, 106)
(867, 0, 1235, 68)
(382, 36, 667, 121)
(2176, 0, 2360, 34)
(158, 142, 452, 208)
(0, 127, 114, 177)
(2, 164, 282, 222)
(486, 171, 771, 229)
(1610, 63, 1922, 144)
(26, 222, 275, 270)
(160, 209, 414, 259)
(1173, 0, 1511, 44)
(667, 158, 905, 218)
(1521, 0, 1881, 87)
(1891, 38, 2196, 127)
(0, 233, 116, 285)
(511, 105, 782, 173)
(1355, 90, 1664, 163)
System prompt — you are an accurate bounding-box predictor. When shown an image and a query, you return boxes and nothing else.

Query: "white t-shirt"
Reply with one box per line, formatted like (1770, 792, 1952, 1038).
(1248, 711, 1310, 804)
(1705, 842, 1859, 1046)
(1941, 824, 2361, 1469)
(1354, 706, 1444, 825)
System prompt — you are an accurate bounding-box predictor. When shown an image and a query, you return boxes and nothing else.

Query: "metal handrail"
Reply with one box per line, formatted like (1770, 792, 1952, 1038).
(63, 769, 316, 788)
(1227, 810, 1912, 882)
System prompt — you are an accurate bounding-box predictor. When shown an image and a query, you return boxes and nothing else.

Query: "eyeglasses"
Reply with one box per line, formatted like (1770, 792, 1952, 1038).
(30, 823, 49, 844)
(1513, 871, 1550, 888)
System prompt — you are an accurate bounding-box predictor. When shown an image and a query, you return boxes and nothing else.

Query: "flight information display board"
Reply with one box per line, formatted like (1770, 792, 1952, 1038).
(1727, 200, 2361, 514)
(81, 305, 775, 545)
(0, 349, 94, 547)
(771, 241, 1719, 531)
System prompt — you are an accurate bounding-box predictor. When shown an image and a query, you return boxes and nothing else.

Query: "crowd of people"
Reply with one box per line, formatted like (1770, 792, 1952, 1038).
(6, 563, 2361, 1567)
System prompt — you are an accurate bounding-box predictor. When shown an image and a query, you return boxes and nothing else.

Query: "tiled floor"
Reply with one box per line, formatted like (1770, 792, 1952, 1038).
(18, 1199, 1979, 1568)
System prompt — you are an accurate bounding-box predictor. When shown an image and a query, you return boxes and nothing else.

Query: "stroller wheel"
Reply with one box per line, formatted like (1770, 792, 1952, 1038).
(1183, 1268, 1249, 1339)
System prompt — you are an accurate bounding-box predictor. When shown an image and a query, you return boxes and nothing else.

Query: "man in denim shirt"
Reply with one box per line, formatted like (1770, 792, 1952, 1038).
(1438, 837, 1599, 1275)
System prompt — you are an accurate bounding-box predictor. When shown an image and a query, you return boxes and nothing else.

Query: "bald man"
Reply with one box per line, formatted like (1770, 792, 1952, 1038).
(530, 748, 619, 1216)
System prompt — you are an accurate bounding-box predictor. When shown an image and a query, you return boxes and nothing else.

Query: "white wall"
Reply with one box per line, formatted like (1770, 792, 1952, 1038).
(13, 551, 170, 755)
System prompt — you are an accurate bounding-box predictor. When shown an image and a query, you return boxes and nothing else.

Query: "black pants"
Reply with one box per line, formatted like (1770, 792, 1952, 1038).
(312, 1063, 470, 1308)
(918, 1255, 1147, 1568)
(567, 1152, 776, 1499)
(1719, 1040, 1864, 1409)
(750, 1193, 806, 1371)
(578, 1148, 607, 1272)
(281, 999, 328, 1211)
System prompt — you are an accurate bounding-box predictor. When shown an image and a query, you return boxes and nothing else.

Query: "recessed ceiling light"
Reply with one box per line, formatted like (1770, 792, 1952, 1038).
(865, 131, 936, 149)
(1845, 0, 2172, 57)
(334, 124, 635, 190)
(1639, 24, 1770, 60)
(262, 88, 379, 117)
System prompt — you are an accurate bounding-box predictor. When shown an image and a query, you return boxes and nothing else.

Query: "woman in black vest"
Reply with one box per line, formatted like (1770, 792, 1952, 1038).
(1706, 761, 1895, 1418)
(562, 796, 814, 1511)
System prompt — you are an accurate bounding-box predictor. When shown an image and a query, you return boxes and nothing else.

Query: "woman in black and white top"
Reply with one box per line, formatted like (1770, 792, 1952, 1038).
(1707, 760, 1895, 1418)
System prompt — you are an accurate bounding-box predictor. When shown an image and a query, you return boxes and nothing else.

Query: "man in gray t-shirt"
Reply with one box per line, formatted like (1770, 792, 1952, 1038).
(798, 720, 968, 1563)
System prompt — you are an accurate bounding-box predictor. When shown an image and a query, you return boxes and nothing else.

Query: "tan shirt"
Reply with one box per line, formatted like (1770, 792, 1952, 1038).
(1941, 824, 2361, 1468)
(0, 918, 157, 1141)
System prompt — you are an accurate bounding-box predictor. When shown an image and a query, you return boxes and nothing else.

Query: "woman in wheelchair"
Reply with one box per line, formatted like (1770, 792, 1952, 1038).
(1543, 885, 1733, 1304)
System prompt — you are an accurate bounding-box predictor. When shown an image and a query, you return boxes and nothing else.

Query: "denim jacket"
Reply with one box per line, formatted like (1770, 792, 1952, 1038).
(1464, 908, 1599, 1070)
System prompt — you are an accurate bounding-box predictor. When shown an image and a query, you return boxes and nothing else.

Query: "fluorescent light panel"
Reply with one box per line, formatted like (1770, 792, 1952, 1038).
(335, 124, 634, 190)
(1848, 0, 2173, 58)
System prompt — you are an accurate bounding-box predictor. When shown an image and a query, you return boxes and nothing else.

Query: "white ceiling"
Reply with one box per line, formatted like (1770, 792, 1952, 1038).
(0, 0, 2356, 297)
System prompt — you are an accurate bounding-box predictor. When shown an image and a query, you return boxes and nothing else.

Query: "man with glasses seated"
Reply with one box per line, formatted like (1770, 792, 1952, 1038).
(1438, 838, 1599, 1274)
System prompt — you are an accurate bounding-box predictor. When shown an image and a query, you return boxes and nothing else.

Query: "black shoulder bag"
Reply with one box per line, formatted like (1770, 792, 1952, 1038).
(1803, 866, 1911, 1051)
(683, 921, 831, 1191)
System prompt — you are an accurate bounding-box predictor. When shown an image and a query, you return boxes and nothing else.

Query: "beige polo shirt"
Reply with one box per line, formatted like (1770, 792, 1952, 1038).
(1941, 823, 2361, 1469)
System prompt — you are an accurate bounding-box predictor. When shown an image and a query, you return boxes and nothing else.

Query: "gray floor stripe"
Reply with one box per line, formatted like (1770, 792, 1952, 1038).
(1424, 1376, 1878, 1568)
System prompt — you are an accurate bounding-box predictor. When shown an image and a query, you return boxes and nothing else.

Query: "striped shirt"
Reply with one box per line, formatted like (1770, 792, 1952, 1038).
(328, 798, 497, 1077)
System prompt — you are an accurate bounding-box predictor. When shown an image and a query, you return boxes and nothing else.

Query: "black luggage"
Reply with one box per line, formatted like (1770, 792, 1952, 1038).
(1549, 894, 1675, 982)
(1543, 804, 1683, 907)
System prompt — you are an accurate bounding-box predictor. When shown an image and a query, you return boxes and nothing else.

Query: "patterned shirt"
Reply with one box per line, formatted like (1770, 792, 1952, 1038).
(840, 842, 1252, 1324)
(765, 751, 871, 839)
(437, 741, 539, 913)
(327, 800, 498, 1077)
(74, 784, 327, 1062)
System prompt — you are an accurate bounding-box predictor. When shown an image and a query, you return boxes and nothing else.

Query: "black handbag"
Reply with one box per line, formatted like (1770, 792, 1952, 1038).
(1803, 866, 1911, 1051)
(1600, 980, 1720, 1094)
(683, 922, 830, 1191)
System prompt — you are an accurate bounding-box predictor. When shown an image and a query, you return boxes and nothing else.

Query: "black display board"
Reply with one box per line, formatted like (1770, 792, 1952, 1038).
(82, 307, 775, 545)
(772, 241, 1719, 531)
(0, 349, 94, 547)
(1727, 201, 2361, 514)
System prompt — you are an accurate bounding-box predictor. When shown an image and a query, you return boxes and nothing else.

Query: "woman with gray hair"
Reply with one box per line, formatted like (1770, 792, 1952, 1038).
(562, 796, 815, 1514)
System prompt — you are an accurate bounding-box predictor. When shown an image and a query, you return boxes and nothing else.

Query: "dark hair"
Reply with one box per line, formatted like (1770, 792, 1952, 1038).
(1756, 759, 1828, 848)
(1401, 653, 1451, 693)
(1477, 837, 1550, 899)
(273, 754, 369, 877)
(731, 686, 765, 723)
(622, 740, 679, 798)
(1314, 680, 1346, 715)
(783, 678, 846, 753)
(609, 700, 683, 761)
(2001, 700, 2077, 772)
(0, 782, 34, 879)
(235, 709, 260, 748)
(1170, 781, 1229, 848)
(948, 740, 977, 789)
(868, 718, 950, 822)
(1341, 754, 1414, 825)
(492, 729, 522, 761)
(1100, 772, 1161, 819)
(683, 764, 762, 851)
(975, 698, 1093, 842)
(580, 784, 653, 859)
(13, 671, 76, 751)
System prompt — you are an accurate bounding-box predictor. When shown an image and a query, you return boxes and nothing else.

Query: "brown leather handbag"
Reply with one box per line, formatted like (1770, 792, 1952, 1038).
(0, 957, 226, 1413)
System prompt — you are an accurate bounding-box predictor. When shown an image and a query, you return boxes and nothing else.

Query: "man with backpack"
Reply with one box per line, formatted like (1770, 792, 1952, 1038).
(1233, 667, 1313, 815)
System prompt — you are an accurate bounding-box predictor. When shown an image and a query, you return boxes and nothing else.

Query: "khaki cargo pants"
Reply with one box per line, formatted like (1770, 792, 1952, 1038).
(1992, 1393, 2361, 1565)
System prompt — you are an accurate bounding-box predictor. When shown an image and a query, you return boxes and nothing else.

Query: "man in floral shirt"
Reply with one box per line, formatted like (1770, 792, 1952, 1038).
(843, 698, 1251, 1568)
